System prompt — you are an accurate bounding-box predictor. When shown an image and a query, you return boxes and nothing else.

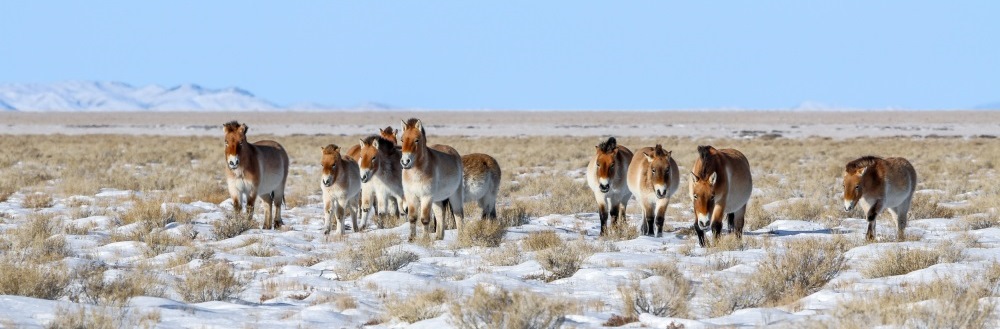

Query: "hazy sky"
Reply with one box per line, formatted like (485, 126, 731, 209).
(2, 1, 998, 110)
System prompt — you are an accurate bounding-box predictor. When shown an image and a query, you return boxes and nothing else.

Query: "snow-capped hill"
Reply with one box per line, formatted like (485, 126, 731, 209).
(0, 81, 279, 111)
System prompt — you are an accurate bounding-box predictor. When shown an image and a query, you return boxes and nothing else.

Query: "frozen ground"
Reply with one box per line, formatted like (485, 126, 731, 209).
(1, 186, 997, 328)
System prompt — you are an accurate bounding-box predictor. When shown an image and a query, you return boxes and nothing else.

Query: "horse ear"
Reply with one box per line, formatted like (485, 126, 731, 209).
(858, 167, 867, 176)
(359, 139, 366, 148)
(239, 123, 248, 135)
(643, 151, 654, 163)
(401, 120, 408, 131)
(414, 120, 423, 130)
(666, 150, 672, 158)
(688, 174, 695, 199)
(708, 171, 717, 185)
(372, 138, 380, 149)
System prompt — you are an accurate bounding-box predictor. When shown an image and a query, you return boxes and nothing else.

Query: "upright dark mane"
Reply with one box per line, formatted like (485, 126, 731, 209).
(362, 134, 398, 155)
(223, 120, 241, 132)
(598, 137, 618, 153)
(696, 145, 716, 178)
(404, 118, 426, 137)
(653, 144, 668, 157)
(846, 155, 882, 172)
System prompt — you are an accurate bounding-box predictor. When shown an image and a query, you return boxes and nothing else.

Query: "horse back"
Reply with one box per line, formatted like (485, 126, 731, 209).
(345, 144, 362, 161)
(881, 157, 917, 201)
(251, 140, 290, 185)
(718, 148, 752, 208)
(462, 153, 501, 199)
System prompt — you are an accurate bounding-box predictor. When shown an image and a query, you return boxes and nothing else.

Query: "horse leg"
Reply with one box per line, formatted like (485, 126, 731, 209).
(892, 204, 909, 242)
(420, 198, 433, 239)
(323, 197, 332, 235)
(727, 213, 735, 234)
(432, 201, 447, 240)
(272, 191, 284, 229)
(641, 202, 654, 236)
(247, 194, 259, 229)
(406, 196, 419, 242)
(335, 202, 346, 235)
(452, 189, 465, 235)
(710, 206, 725, 244)
(733, 205, 747, 240)
(350, 197, 360, 233)
(865, 199, 883, 242)
(597, 201, 608, 236)
(261, 193, 274, 230)
(694, 222, 707, 247)
(654, 197, 669, 238)
(610, 203, 621, 228)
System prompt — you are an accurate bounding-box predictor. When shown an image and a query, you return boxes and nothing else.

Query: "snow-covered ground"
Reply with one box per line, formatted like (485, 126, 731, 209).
(0, 183, 996, 328)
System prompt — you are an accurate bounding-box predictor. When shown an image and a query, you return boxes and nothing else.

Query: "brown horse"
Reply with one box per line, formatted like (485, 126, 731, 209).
(320, 144, 362, 235)
(587, 137, 633, 236)
(627, 144, 679, 237)
(345, 126, 397, 162)
(462, 153, 502, 220)
(223, 121, 289, 230)
(356, 134, 405, 227)
(843, 156, 917, 241)
(399, 118, 465, 240)
(689, 145, 752, 247)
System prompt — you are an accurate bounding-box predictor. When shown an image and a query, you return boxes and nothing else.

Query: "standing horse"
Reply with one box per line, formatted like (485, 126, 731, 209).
(627, 144, 679, 237)
(222, 121, 289, 230)
(399, 118, 465, 241)
(587, 137, 633, 236)
(320, 144, 362, 235)
(689, 145, 752, 247)
(843, 156, 917, 241)
(356, 134, 405, 227)
(462, 153, 502, 220)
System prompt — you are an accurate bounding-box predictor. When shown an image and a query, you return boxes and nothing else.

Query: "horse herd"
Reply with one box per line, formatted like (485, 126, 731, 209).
(222, 119, 917, 247)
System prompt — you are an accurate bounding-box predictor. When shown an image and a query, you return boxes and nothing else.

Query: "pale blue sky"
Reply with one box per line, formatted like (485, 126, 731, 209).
(2, 1, 998, 110)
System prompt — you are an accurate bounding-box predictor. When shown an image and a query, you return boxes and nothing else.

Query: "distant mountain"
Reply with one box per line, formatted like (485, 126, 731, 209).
(0, 81, 280, 111)
(974, 102, 1000, 110)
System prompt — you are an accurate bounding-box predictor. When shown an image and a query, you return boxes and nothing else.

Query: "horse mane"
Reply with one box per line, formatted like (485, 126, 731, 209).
(362, 135, 397, 155)
(404, 118, 426, 137)
(653, 144, 668, 157)
(223, 120, 241, 132)
(598, 137, 617, 153)
(845, 155, 882, 172)
(322, 144, 340, 155)
(696, 145, 716, 178)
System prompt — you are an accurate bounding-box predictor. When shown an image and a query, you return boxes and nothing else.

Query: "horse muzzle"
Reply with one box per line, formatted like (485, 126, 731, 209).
(322, 177, 333, 187)
(599, 184, 610, 193)
(400, 154, 414, 169)
(696, 213, 711, 230)
(844, 199, 857, 212)
(360, 171, 372, 183)
(655, 188, 668, 199)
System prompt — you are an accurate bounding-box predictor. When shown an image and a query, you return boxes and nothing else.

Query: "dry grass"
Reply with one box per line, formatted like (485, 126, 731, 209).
(860, 242, 964, 278)
(619, 263, 693, 318)
(175, 260, 250, 303)
(0, 254, 72, 300)
(908, 193, 956, 219)
(334, 233, 419, 280)
(212, 213, 257, 240)
(383, 288, 452, 324)
(22, 192, 54, 209)
(522, 230, 563, 251)
(453, 219, 508, 248)
(449, 284, 573, 329)
(535, 239, 597, 281)
(73, 263, 165, 306)
(481, 242, 524, 266)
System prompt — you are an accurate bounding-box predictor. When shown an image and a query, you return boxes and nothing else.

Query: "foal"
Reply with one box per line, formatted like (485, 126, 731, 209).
(627, 144, 679, 237)
(689, 145, 752, 247)
(320, 144, 362, 235)
(843, 156, 917, 241)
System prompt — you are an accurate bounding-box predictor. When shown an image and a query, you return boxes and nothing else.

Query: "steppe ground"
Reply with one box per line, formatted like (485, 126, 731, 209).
(1, 111, 999, 328)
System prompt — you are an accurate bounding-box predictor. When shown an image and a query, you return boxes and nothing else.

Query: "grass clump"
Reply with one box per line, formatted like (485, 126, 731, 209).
(334, 233, 419, 280)
(449, 284, 572, 329)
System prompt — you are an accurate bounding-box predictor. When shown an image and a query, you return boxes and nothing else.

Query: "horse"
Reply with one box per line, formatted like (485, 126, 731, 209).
(222, 121, 289, 230)
(689, 145, 753, 247)
(586, 137, 633, 236)
(843, 155, 917, 241)
(320, 144, 362, 235)
(627, 144, 679, 237)
(399, 118, 465, 241)
(345, 126, 397, 162)
(462, 153, 502, 220)
(356, 134, 405, 227)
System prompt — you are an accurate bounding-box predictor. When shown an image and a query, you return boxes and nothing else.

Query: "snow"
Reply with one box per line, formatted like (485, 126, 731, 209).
(0, 81, 279, 111)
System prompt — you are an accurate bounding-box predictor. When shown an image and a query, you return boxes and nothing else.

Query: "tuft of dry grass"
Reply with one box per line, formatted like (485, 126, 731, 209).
(603, 222, 639, 241)
(535, 239, 597, 281)
(454, 219, 508, 248)
(0, 254, 72, 300)
(176, 260, 250, 303)
(907, 193, 956, 220)
(334, 233, 419, 280)
(22, 192, 54, 209)
(860, 243, 963, 278)
(212, 213, 256, 240)
(74, 263, 165, 306)
(522, 230, 562, 252)
(618, 269, 693, 318)
(744, 199, 778, 231)
(482, 242, 524, 266)
(449, 284, 572, 329)
(383, 288, 451, 324)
